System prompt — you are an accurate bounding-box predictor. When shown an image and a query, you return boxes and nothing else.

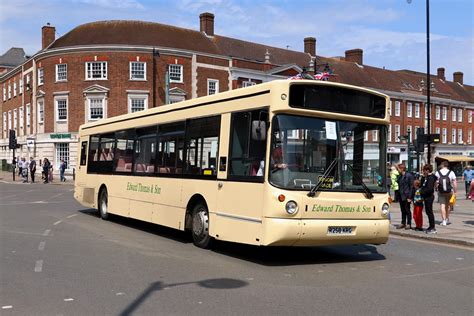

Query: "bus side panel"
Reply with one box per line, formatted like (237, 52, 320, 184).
(213, 182, 264, 245)
(108, 195, 130, 217)
(150, 178, 185, 231)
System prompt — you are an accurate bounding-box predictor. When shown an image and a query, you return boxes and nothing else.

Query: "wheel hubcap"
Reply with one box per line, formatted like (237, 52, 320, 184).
(192, 208, 208, 239)
(101, 194, 107, 215)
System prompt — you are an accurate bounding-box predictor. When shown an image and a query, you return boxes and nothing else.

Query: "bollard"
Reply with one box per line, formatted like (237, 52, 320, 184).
(73, 168, 75, 181)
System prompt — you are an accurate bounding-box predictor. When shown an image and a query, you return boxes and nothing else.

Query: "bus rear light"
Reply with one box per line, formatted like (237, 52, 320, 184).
(278, 194, 285, 202)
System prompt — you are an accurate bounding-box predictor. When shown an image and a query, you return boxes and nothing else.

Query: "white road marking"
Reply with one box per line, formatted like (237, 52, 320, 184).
(47, 193, 64, 201)
(456, 257, 464, 260)
(116, 292, 125, 296)
(0, 201, 61, 206)
(34, 260, 43, 272)
(43, 229, 51, 236)
(405, 263, 413, 266)
(395, 266, 474, 279)
(350, 267, 358, 270)
(64, 298, 74, 302)
(245, 277, 254, 281)
(67, 214, 78, 219)
(53, 220, 62, 226)
(433, 260, 440, 263)
(2, 305, 13, 309)
(38, 241, 46, 251)
(317, 270, 324, 273)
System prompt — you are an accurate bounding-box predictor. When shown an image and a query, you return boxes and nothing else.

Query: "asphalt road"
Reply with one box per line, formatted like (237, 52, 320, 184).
(1, 182, 473, 315)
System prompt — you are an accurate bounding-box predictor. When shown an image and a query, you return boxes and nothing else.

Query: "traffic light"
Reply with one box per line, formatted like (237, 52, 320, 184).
(414, 128, 425, 153)
(8, 129, 17, 149)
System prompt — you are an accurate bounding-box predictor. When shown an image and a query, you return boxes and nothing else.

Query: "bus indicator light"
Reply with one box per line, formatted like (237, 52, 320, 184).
(278, 194, 285, 202)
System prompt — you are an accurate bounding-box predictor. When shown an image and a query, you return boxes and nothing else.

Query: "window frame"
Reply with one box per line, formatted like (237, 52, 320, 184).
(406, 102, 412, 118)
(415, 103, 420, 118)
(37, 100, 44, 124)
(451, 128, 456, 144)
(19, 106, 24, 129)
(88, 97, 105, 121)
(207, 79, 219, 95)
(458, 108, 462, 122)
(168, 64, 183, 83)
(56, 143, 70, 171)
(85, 61, 108, 80)
(128, 94, 148, 113)
(435, 106, 440, 120)
(452, 108, 457, 121)
(129, 61, 147, 81)
(394, 101, 401, 117)
(55, 96, 68, 122)
(38, 68, 44, 85)
(56, 64, 68, 82)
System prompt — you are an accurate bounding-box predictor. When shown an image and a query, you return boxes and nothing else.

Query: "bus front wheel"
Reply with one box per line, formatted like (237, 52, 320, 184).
(98, 188, 109, 220)
(191, 203, 213, 248)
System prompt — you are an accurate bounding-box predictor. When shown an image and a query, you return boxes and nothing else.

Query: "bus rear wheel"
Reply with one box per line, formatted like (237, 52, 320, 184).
(98, 188, 109, 220)
(191, 203, 213, 248)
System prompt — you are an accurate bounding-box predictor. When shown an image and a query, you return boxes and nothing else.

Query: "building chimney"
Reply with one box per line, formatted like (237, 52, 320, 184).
(453, 71, 463, 85)
(42, 23, 55, 50)
(345, 49, 363, 65)
(437, 67, 445, 80)
(304, 37, 316, 56)
(199, 12, 215, 36)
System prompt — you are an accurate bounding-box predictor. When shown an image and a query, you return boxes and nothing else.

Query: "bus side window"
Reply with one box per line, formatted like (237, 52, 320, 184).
(80, 141, 88, 166)
(184, 116, 220, 176)
(157, 122, 185, 175)
(115, 130, 135, 173)
(134, 126, 158, 174)
(229, 109, 268, 179)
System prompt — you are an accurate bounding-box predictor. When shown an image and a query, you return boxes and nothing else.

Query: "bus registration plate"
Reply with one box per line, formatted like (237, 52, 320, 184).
(327, 226, 352, 234)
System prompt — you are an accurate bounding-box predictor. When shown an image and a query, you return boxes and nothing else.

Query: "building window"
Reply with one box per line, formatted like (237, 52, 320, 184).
(2, 85, 5, 101)
(168, 64, 183, 83)
(19, 106, 24, 129)
(130, 62, 146, 80)
(458, 129, 463, 144)
(13, 109, 17, 129)
(169, 95, 185, 104)
(458, 108, 462, 122)
(395, 125, 400, 142)
(242, 81, 256, 88)
(452, 108, 457, 121)
(207, 79, 219, 95)
(451, 128, 456, 144)
(364, 130, 369, 141)
(19, 79, 23, 94)
(55, 98, 68, 121)
(56, 64, 68, 82)
(38, 100, 44, 123)
(56, 143, 70, 169)
(442, 107, 447, 120)
(8, 84, 11, 99)
(3, 113, 6, 132)
(88, 98, 104, 120)
(38, 68, 44, 85)
(372, 130, 378, 142)
(468, 130, 472, 144)
(442, 128, 447, 144)
(128, 95, 148, 113)
(13, 81, 17, 97)
(8, 111, 12, 130)
(435, 106, 440, 120)
(407, 126, 412, 142)
(469, 110, 472, 123)
(388, 124, 392, 142)
(389, 101, 392, 116)
(26, 104, 30, 128)
(435, 127, 440, 136)
(407, 102, 412, 117)
(424, 105, 428, 119)
(394, 101, 400, 116)
(415, 103, 420, 118)
(86, 62, 107, 80)
(26, 75, 30, 90)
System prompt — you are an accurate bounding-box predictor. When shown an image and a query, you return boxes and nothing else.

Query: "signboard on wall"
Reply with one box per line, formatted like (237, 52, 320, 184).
(26, 138, 35, 148)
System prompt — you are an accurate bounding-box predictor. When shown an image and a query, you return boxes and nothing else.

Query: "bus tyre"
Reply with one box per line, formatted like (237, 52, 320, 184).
(98, 188, 109, 220)
(191, 203, 213, 248)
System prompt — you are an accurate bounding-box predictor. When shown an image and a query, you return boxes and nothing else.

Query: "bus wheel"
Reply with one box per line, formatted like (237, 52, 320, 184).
(191, 203, 213, 248)
(98, 188, 109, 220)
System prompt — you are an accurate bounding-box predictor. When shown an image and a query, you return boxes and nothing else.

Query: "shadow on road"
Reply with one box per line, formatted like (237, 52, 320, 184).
(119, 278, 248, 316)
(78, 208, 385, 265)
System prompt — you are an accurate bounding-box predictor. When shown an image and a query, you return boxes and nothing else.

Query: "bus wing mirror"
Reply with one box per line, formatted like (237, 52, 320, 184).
(251, 121, 266, 141)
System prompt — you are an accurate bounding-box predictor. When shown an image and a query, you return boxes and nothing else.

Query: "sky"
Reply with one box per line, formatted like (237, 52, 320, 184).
(1, 0, 473, 84)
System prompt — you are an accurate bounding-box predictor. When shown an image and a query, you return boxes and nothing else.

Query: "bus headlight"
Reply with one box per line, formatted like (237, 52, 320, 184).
(285, 201, 298, 215)
(381, 203, 390, 216)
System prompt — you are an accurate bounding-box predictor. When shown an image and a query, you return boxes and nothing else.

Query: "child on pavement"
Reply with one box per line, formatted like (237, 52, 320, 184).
(412, 179, 424, 231)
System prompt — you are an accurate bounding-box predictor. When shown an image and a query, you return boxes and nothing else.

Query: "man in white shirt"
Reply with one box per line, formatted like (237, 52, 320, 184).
(435, 161, 457, 226)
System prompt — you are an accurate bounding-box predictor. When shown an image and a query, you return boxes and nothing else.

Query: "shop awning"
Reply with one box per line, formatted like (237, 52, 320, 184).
(435, 155, 474, 163)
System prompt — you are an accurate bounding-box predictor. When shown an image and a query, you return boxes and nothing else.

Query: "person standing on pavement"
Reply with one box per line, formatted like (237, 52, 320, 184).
(22, 157, 29, 183)
(435, 161, 457, 226)
(59, 159, 67, 182)
(462, 165, 474, 199)
(29, 157, 36, 183)
(420, 164, 437, 234)
(18, 157, 23, 177)
(43, 158, 51, 184)
(412, 179, 424, 231)
(396, 164, 414, 229)
(390, 164, 401, 203)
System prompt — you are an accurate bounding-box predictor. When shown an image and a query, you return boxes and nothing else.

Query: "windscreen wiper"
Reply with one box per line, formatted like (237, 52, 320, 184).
(344, 162, 374, 199)
(308, 157, 339, 197)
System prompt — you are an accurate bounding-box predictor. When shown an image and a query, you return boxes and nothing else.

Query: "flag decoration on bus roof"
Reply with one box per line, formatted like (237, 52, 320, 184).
(288, 72, 331, 81)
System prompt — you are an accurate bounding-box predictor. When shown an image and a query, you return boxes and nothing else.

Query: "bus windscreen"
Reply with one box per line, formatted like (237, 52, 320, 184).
(289, 84, 386, 118)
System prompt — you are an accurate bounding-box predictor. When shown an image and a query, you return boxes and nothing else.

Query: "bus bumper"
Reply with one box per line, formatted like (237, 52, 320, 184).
(262, 218, 389, 246)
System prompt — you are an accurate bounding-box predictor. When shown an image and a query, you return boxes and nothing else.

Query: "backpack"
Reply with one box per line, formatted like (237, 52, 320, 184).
(438, 170, 453, 194)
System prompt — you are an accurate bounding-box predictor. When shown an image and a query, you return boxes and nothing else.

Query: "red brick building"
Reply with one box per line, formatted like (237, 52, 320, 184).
(1, 13, 473, 173)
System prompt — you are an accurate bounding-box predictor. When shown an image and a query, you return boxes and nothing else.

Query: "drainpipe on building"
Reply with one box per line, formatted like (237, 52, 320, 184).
(165, 70, 170, 105)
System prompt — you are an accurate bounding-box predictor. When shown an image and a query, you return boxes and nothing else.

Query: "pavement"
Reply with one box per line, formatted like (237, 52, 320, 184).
(1, 170, 472, 247)
(0, 170, 74, 186)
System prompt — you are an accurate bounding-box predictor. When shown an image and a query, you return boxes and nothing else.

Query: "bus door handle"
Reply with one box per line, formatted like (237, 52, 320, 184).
(218, 182, 223, 189)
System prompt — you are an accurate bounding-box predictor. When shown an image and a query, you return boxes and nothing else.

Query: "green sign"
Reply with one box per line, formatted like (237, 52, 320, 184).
(50, 133, 71, 139)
